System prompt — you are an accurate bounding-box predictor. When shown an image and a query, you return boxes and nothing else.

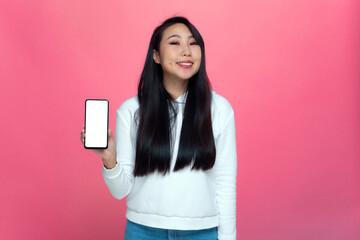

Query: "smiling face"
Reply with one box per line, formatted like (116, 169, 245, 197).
(153, 23, 202, 85)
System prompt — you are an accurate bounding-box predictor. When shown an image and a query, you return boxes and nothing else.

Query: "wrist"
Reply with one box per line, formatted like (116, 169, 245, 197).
(102, 156, 117, 169)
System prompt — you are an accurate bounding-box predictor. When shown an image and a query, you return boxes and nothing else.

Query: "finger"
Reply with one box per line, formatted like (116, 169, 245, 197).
(108, 129, 113, 138)
(80, 133, 85, 142)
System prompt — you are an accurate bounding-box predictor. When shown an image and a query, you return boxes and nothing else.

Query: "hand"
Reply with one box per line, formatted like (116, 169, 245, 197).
(80, 124, 117, 169)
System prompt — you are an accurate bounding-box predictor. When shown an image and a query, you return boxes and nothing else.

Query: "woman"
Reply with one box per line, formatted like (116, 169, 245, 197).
(81, 16, 237, 240)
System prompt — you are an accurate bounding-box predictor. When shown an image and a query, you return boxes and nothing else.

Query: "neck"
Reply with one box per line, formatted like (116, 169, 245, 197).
(163, 76, 189, 100)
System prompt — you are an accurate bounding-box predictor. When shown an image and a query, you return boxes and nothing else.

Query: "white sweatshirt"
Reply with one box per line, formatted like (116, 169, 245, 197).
(102, 91, 237, 240)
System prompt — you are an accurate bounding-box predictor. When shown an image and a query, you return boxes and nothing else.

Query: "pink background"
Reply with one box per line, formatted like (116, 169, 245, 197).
(1, 0, 359, 239)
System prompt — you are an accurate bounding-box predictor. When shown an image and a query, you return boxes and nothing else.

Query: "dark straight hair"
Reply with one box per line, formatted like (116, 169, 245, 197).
(134, 16, 216, 177)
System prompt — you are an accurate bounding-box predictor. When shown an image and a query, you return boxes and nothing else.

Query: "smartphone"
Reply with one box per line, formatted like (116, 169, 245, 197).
(84, 99, 109, 149)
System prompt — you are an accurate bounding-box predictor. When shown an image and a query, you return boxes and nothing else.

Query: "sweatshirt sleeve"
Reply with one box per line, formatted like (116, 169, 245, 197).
(215, 110, 237, 240)
(102, 102, 136, 200)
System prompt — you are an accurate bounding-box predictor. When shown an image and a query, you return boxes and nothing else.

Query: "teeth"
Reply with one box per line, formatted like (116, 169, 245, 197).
(178, 63, 192, 66)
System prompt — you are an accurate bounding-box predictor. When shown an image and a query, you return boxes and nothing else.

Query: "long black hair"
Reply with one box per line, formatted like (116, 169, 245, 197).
(134, 16, 216, 177)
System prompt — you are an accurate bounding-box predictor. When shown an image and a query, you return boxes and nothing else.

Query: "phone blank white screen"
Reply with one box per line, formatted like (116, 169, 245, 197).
(85, 100, 108, 148)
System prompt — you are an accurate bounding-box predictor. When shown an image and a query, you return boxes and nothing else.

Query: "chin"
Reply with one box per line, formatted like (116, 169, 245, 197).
(179, 73, 196, 80)
(179, 76, 193, 81)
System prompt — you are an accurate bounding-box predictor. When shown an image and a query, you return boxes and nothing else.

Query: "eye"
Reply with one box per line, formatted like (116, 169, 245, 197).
(170, 42, 179, 45)
(190, 42, 199, 45)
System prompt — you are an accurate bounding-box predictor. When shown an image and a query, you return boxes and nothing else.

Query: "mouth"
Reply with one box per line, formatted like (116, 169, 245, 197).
(177, 61, 193, 69)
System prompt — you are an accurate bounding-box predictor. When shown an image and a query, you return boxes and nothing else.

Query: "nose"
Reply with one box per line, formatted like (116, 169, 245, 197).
(181, 45, 191, 57)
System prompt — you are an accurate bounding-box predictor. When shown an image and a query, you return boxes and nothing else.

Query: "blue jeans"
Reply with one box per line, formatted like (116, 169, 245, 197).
(124, 220, 218, 240)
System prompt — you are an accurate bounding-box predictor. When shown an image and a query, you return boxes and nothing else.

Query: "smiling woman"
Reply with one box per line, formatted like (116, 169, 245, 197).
(80, 16, 237, 240)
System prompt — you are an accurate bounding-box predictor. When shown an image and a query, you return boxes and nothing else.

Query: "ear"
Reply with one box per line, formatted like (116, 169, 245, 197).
(153, 50, 160, 64)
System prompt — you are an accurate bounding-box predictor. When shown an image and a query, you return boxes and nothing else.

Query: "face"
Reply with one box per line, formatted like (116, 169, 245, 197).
(153, 23, 202, 83)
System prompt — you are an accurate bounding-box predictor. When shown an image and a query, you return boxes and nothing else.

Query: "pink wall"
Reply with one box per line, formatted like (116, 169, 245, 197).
(1, 0, 359, 239)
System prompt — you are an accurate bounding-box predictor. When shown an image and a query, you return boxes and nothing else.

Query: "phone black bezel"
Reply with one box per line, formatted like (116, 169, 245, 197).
(84, 99, 109, 149)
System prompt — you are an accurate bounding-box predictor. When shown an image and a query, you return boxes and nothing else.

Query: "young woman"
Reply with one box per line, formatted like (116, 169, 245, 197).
(81, 16, 237, 240)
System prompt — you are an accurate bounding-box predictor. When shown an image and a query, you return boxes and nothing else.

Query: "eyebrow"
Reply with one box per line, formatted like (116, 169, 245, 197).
(167, 34, 195, 40)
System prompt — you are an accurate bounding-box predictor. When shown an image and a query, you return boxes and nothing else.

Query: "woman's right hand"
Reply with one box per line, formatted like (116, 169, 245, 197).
(80, 124, 117, 169)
